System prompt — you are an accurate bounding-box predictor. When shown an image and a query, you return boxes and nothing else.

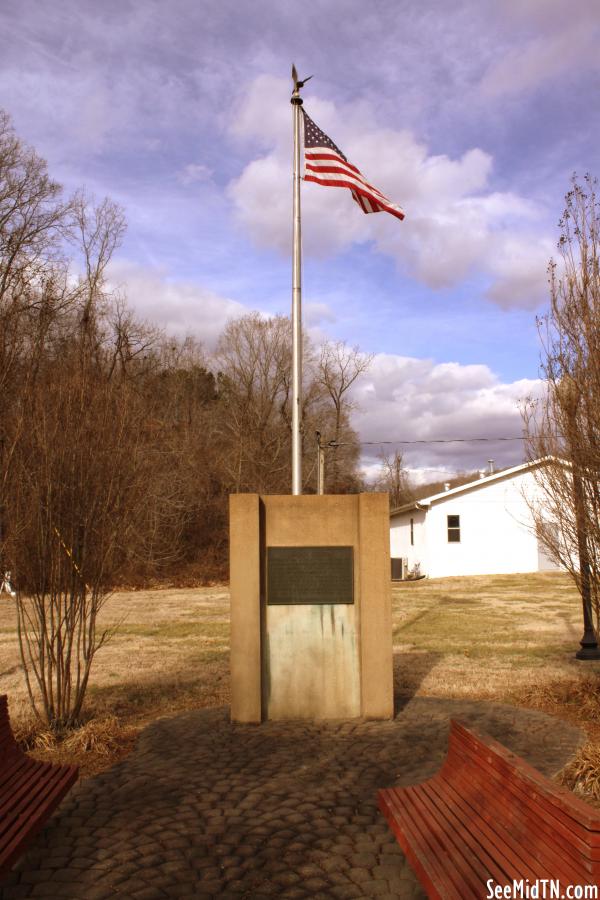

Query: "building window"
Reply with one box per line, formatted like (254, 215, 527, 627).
(447, 514, 460, 542)
(410, 517, 414, 546)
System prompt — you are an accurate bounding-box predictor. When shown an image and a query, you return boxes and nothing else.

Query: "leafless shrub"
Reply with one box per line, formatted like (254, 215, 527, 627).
(8, 344, 166, 727)
(523, 175, 600, 633)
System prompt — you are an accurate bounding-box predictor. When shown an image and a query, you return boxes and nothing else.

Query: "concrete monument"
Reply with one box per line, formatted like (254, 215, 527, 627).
(229, 492, 393, 723)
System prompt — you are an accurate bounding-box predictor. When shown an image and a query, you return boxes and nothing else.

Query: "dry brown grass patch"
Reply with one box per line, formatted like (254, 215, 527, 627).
(558, 744, 600, 808)
(515, 676, 600, 724)
(512, 676, 600, 809)
(13, 715, 140, 778)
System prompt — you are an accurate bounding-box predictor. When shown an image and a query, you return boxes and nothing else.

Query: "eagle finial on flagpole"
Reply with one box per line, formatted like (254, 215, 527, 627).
(291, 64, 313, 100)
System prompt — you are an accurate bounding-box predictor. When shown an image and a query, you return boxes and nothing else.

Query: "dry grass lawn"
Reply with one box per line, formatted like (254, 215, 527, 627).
(392, 571, 597, 700)
(1, 571, 600, 801)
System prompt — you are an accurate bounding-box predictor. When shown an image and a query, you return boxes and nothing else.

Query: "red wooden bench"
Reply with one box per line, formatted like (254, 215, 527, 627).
(378, 718, 600, 899)
(0, 694, 78, 877)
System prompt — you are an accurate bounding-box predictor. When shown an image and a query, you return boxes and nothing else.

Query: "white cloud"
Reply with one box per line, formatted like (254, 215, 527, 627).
(177, 163, 212, 185)
(304, 301, 336, 326)
(351, 352, 543, 477)
(480, 4, 600, 98)
(485, 234, 553, 307)
(107, 259, 248, 348)
(230, 73, 291, 152)
(228, 76, 551, 309)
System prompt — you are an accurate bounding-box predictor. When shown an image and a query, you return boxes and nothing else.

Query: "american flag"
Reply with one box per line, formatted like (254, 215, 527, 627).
(302, 110, 405, 221)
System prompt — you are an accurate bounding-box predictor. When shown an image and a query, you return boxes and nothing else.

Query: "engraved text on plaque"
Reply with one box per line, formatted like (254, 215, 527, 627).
(267, 546, 354, 605)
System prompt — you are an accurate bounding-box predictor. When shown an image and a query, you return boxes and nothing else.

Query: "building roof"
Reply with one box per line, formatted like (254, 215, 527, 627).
(390, 457, 554, 517)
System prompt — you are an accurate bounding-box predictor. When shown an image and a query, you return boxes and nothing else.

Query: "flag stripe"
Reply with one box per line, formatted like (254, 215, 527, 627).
(305, 173, 405, 220)
(305, 155, 389, 197)
(306, 164, 389, 202)
(355, 191, 372, 213)
(305, 152, 362, 176)
(302, 109, 405, 221)
(305, 161, 365, 179)
(304, 149, 405, 219)
(305, 151, 382, 188)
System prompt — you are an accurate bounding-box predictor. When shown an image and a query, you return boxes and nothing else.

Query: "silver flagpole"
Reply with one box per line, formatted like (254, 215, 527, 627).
(290, 65, 306, 495)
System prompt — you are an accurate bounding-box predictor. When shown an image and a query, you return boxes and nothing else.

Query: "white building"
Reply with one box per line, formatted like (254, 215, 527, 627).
(390, 459, 561, 579)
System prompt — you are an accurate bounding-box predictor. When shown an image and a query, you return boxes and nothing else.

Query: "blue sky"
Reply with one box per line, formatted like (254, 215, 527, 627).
(2, 0, 599, 480)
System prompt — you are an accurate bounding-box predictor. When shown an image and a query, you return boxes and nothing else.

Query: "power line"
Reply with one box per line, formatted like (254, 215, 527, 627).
(357, 436, 526, 446)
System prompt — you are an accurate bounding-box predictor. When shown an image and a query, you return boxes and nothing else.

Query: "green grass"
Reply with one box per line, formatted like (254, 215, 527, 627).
(392, 572, 584, 662)
(113, 621, 229, 640)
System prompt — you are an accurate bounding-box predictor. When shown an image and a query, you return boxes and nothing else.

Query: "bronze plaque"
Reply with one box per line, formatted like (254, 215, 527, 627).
(267, 546, 354, 605)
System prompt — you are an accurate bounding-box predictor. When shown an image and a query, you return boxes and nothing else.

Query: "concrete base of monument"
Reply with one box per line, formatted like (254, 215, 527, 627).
(266, 603, 361, 719)
(229, 493, 393, 723)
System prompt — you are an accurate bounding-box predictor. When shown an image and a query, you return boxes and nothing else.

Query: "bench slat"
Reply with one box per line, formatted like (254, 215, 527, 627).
(0, 760, 51, 822)
(406, 780, 507, 892)
(418, 778, 520, 885)
(447, 735, 600, 866)
(423, 773, 544, 885)
(444, 747, 600, 874)
(0, 756, 32, 795)
(438, 762, 591, 886)
(0, 763, 73, 833)
(378, 719, 600, 897)
(0, 765, 77, 873)
(452, 721, 600, 836)
(0, 695, 78, 876)
(407, 785, 489, 899)
(1, 767, 76, 846)
(379, 787, 471, 900)
(447, 732, 599, 881)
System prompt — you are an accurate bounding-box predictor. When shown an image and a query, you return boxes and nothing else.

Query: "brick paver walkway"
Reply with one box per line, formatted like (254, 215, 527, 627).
(0, 697, 583, 899)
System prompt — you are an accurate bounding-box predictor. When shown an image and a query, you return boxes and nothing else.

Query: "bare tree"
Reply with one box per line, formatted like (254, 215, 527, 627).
(69, 190, 126, 342)
(0, 110, 74, 587)
(374, 450, 412, 508)
(215, 313, 293, 493)
(142, 336, 228, 578)
(523, 174, 600, 639)
(0, 110, 70, 309)
(214, 316, 368, 495)
(317, 341, 373, 492)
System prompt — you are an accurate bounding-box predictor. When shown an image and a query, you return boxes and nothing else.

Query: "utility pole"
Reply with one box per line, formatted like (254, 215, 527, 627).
(316, 432, 325, 495)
